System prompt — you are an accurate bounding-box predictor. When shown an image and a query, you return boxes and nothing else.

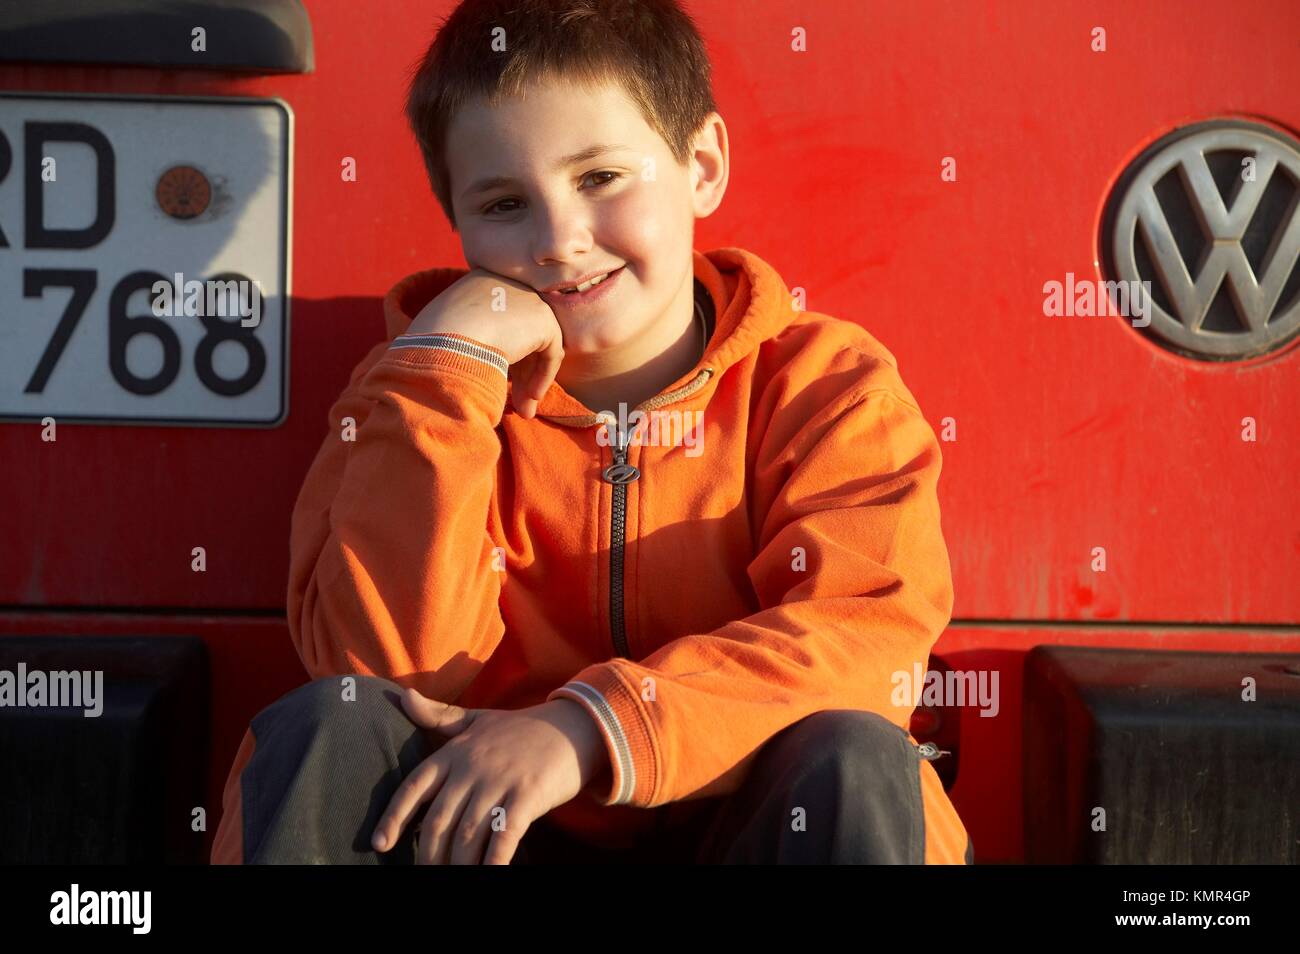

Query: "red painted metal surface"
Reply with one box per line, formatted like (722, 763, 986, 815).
(2, 1, 1298, 863)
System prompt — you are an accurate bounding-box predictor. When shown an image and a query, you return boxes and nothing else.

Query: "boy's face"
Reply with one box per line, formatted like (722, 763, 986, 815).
(444, 74, 725, 358)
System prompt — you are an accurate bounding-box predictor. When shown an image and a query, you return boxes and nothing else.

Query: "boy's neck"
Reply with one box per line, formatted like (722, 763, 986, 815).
(555, 274, 703, 416)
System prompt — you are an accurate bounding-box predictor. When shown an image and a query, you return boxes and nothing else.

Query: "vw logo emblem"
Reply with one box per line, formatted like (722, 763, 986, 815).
(1103, 120, 1300, 360)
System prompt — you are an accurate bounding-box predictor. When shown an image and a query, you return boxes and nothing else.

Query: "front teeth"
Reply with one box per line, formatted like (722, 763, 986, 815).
(565, 271, 611, 294)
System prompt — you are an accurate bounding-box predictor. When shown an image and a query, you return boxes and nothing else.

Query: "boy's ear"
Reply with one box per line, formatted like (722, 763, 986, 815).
(690, 112, 729, 218)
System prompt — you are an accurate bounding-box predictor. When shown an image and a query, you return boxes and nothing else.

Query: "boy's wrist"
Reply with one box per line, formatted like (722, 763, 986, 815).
(543, 698, 611, 792)
(405, 301, 499, 350)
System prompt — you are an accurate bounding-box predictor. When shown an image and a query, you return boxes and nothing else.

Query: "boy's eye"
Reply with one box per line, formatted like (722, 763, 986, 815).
(481, 170, 623, 216)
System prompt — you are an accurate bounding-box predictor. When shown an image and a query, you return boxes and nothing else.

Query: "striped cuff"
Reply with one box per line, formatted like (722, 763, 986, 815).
(547, 667, 656, 807)
(388, 332, 509, 380)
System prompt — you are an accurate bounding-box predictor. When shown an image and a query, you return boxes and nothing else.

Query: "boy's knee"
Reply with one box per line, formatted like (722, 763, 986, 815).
(252, 674, 411, 741)
(784, 710, 914, 770)
(775, 710, 923, 803)
(719, 710, 926, 863)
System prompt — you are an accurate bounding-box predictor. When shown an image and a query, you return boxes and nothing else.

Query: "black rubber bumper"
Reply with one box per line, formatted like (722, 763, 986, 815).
(1023, 645, 1300, 864)
(0, 635, 209, 864)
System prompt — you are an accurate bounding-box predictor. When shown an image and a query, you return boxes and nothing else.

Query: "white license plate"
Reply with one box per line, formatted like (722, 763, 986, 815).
(0, 93, 291, 426)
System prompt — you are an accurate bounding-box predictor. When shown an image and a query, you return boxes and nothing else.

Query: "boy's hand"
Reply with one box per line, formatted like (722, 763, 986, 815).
(406, 267, 565, 419)
(371, 690, 608, 865)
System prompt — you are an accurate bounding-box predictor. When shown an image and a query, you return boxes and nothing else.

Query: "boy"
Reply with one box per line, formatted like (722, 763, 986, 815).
(211, 0, 972, 865)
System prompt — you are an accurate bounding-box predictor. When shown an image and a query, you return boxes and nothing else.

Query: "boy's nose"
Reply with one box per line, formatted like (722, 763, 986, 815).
(531, 211, 593, 266)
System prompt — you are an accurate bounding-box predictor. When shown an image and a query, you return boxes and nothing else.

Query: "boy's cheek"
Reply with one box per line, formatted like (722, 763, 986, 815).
(455, 190, 680, 286)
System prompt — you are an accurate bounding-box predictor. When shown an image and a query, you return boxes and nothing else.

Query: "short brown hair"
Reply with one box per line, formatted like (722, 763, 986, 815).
(404, 0, 718, 229)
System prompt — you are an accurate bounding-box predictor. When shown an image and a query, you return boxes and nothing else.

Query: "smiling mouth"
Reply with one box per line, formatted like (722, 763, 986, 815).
(544, 265, 625, 295)
(564, 273, 609, 294)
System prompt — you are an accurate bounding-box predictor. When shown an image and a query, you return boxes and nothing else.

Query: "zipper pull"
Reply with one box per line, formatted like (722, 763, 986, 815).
(598, 414, 640, 484)
(915, 741, 951, 761)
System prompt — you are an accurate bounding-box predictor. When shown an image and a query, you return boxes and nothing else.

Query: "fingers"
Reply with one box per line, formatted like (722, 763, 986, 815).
(447, 793, 503, 865)
(514, 392, 538, 420)
(482, 796, 531, 865)
(421, 790, 523, 865)
(400, 687, 473, 734)
(530, 335, 565, 405)
(417, 783, 472, 866)
(372, 753, 447, 853)
(510, 337, 563, 420)
(509, 354, 538, 420)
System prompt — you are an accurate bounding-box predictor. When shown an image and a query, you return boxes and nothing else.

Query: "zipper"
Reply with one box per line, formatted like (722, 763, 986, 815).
(542, 365, 715, 658)
(915, 741, 951, 761)
(602, 419, 637, 658)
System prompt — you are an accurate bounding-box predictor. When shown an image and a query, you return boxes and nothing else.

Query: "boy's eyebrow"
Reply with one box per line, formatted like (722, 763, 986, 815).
(459, 143, 634, 199)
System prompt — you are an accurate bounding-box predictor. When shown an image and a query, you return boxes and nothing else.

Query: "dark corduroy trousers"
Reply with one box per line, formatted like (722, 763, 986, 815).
(231, 675, 972, 865)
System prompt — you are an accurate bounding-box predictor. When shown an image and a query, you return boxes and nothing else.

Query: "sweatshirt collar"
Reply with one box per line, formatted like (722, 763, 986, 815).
(382, 247, 797, 421)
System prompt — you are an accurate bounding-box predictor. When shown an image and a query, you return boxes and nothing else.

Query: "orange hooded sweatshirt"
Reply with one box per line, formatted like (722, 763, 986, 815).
(213, 246, 969, 864)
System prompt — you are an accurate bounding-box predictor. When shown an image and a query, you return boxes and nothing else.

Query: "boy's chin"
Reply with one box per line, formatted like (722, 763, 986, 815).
(556, 315, 638, 354)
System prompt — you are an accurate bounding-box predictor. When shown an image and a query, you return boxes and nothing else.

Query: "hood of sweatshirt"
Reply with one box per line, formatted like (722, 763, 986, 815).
(380, 247, 799, 421)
